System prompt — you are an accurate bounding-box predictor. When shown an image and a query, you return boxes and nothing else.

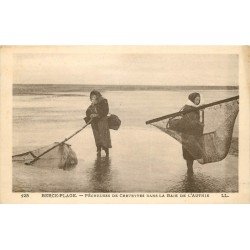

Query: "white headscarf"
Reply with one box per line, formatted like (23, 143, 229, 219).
(186, 93, 203, 107)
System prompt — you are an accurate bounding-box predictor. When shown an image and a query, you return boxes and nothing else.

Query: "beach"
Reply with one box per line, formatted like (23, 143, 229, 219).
(13, 86, 239, 192)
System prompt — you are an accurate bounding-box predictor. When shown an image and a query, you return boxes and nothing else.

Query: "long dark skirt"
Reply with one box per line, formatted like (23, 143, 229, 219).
(182, 146, 194, 161)
(91, 116, 112, 149)
(182, 134, 203, 161)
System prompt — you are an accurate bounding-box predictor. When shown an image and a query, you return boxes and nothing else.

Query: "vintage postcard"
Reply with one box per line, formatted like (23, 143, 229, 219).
(0, 46, 249, 203)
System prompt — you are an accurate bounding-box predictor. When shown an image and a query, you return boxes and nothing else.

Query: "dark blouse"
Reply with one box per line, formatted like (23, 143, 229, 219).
(84, 98, 109, 123)
(182, 105, 203, 136)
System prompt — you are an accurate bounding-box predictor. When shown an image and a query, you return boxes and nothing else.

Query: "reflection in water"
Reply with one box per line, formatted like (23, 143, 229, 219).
(89, 157, 112, 192)
(31, 158, 77, 171)
(183, 172, 197, 192)
(180, 171, 224, 193)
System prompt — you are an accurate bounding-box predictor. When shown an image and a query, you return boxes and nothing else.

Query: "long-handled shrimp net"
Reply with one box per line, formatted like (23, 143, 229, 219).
(12, 120, 92, 170)
(146, 96, 239, 164)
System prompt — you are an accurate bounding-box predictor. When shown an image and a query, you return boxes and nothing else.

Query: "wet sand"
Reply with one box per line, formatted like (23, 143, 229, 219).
(13, 89, 239, 192)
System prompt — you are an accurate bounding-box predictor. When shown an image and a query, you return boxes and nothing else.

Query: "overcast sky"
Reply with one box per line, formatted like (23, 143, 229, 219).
(14, 53, 238, 86)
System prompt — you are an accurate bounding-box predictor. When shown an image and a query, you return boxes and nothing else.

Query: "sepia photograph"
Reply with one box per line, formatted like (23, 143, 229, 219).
(1, 2, 250, 250)
(10, 48, 239, 194)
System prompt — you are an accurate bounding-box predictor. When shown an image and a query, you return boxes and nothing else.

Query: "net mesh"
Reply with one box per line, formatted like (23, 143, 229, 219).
(12, 142, 78, 169)
(150, 98, 239, 164)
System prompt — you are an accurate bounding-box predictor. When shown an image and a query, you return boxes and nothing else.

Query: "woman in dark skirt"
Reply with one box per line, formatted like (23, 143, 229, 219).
(84, 90, 112, 157)
(181, 92, 204, 173)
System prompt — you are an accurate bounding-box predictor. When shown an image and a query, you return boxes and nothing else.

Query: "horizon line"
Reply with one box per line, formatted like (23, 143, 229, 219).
(13, 83, 238, 86)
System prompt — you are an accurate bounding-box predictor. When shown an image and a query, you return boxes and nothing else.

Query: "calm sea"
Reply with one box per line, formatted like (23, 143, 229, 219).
(13, 85, 239, 192)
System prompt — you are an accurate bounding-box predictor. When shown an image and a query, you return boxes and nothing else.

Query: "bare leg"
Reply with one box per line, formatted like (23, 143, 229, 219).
(97, 145, 101, 157)
(186, 160, 194, 174)
(103, 147, 109, 157)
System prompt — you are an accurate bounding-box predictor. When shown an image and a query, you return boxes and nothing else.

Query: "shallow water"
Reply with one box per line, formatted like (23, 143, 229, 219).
(13, 89, 238, 192)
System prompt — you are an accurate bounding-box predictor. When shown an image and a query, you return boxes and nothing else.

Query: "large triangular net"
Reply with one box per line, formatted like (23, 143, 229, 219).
(147, 97, 239, 164)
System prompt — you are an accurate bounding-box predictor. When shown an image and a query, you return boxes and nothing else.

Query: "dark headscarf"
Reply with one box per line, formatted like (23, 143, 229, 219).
(90, 90, 102, 100)
(188, 92, 200, 103)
